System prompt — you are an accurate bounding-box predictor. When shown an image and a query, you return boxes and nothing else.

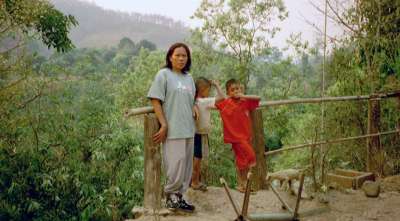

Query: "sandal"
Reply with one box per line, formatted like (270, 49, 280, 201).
(191, 183, 208, 192)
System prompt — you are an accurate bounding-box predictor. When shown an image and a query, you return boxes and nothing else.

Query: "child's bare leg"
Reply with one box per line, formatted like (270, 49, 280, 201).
(191, 157, 201, 187)
(236, 167, 249, 191)
(240, 168, 249, 187)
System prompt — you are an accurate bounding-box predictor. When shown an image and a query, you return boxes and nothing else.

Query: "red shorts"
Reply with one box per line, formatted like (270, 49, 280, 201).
(231, 141, 256, 170)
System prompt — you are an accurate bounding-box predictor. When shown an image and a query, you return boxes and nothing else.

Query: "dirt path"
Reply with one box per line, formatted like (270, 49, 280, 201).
(131, 176, 400, 221)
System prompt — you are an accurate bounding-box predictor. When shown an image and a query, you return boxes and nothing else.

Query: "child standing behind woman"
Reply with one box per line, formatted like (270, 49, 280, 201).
(215, 79, 261, 193)
(191, 78, 224, 191)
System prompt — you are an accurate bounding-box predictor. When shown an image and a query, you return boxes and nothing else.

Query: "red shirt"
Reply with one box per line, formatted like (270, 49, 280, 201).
(215, 98, 260, 143)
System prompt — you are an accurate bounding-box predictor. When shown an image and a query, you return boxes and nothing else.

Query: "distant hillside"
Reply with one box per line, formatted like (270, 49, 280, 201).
(51, 0, 190, 49)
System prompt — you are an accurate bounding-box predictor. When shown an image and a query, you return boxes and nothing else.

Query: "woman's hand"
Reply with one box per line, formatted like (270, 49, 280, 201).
(153, 125, 168, 144)
(150, 99, 168, 144)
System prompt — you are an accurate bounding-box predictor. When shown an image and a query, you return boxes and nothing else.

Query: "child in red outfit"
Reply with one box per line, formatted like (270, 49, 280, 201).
(215, 79, 260, 192)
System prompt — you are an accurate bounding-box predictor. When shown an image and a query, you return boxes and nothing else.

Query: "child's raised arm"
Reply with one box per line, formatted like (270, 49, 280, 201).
(211, 80, 225, 103)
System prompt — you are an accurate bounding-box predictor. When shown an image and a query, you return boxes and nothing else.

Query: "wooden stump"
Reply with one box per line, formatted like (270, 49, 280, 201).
(143, 114, 161, 211)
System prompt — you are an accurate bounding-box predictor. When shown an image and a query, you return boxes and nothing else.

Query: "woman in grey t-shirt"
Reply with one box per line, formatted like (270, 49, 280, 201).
(147, 42, 196, 213)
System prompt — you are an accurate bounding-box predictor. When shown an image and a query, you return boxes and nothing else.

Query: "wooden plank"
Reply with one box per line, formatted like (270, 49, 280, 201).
(327, 173, 354, 189)
(334, 169, 365, 177)
(143, 114, 162, 211)
(327, 170, 375, 190)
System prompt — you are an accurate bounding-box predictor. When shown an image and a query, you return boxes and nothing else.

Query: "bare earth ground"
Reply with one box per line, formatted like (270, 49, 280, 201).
(130, 176, 400, 221)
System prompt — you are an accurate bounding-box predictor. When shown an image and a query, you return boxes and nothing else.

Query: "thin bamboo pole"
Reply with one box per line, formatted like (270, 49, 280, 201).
(265, 129, 400, 156)
(262, 94, 369, 107)
(320, 0, 328, 185)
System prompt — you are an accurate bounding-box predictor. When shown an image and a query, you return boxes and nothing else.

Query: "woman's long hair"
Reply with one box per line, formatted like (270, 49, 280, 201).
(164, 42, 191, 74)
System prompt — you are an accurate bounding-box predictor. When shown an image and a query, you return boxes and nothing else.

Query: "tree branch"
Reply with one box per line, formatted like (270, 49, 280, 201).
(17, 91, 42, 109)
(300, 13, 341, 44)
(220, 25, 240, 56)
(325, 0, 358, 34)
(0, 24, 13, 35)
(0, 76, 27, 93)
(30, 120, 40, 150)
(0, 39, 25, 54)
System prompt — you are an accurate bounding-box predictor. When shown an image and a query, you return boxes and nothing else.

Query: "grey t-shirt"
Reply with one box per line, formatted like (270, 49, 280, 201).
(147, 68, 196, 139)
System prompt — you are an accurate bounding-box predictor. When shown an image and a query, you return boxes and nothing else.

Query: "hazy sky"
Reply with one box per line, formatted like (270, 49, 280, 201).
(82, 0, 340, 50)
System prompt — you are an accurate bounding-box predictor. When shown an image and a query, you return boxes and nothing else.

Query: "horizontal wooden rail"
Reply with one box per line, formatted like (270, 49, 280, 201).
(261, 91, 400, 107)
(125, 91, 400, 117)
(260, 95, 367, 107)
(124, 106, 153, 117)
(265, 129, 400, 156)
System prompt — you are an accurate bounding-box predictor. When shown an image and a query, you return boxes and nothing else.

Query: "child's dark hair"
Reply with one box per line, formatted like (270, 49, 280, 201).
(164, 42, 191, 73)
(195, 77, 211, 97)
(225, 78, 239, 92)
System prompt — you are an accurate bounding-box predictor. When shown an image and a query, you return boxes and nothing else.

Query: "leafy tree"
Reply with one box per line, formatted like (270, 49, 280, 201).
(117, 48, 164, 109)
(193, 0, 287, 87)
(118, 37, 135, 52)
(304, 0, 400, 177)
(113, 37, 157, 70)
(326, 0, 400, 92)
(136, 39, 157, 51)
(2, 0, 78, 53)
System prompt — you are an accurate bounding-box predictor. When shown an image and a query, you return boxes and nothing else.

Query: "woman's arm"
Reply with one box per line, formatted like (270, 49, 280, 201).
(151, 99, 168, 143)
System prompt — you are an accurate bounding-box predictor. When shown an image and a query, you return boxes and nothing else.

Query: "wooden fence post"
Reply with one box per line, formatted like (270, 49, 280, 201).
(367, 94, 383, 176)
(250, 109, 268, 190)
(143, 114, 161, 211)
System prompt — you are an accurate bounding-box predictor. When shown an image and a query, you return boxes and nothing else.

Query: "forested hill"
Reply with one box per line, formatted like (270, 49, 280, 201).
(51, 0, 190, 49)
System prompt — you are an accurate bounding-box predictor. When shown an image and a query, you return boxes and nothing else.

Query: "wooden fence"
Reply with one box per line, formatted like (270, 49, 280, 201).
(125, 91, 400, 211)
